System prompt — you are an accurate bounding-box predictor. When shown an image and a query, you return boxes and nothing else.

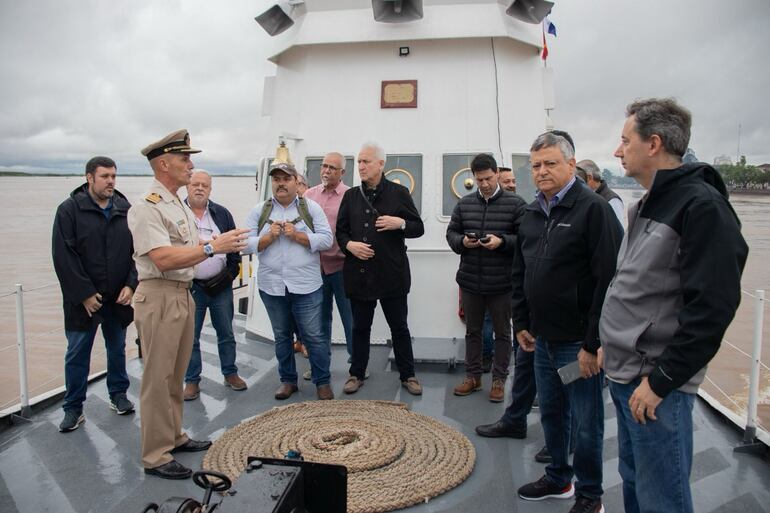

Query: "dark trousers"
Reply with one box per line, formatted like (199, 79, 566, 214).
(461, 289, 512, 379)
(349, 295, 415, 382)
(500, 345, 537, 429)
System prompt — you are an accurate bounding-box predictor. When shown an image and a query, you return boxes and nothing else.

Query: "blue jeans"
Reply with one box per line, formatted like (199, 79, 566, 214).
(321, 270, 353, 357)
(260, 287, 330, 385)
(610, 380, 695, 513)
(185, 283, 237, 383)
(534, 338, 604, 499)
(500, 345, 537, 430)
(482, 310, 494, 357)
(63, 304, 129, 413)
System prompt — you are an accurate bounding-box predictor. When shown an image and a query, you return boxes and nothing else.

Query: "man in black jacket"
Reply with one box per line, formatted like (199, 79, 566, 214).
(447, 153, 526, 402)
(600, 98, 748, 513)
(513, 132, 622, 513)
(337, 142, 425, 395)
(182, 170, 246, 401)
(52, 156, 138, 432)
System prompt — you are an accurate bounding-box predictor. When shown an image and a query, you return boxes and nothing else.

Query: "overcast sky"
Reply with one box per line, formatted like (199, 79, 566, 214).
(1, 0, 768, 175)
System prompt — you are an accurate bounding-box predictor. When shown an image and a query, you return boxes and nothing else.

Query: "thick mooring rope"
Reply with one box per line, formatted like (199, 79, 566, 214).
(203, 400, 476, 513)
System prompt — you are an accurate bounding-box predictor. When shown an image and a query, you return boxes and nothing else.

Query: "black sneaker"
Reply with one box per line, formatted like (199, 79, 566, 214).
(59, 411, 85, 432)
(110, 393, 135, 415)
(569, 495, 604, 513)
(518, 475, 574, 501)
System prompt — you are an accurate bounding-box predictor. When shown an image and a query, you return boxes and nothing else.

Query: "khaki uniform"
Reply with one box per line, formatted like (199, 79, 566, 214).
(128, 178, 198, 469)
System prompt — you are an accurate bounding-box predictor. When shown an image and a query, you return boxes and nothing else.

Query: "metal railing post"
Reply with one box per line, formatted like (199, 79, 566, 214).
(14, 284, 32, 419)
(735, 289, 765, 454)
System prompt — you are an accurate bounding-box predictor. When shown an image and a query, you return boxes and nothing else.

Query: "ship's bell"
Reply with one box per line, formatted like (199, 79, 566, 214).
(272, 140, 293, 166)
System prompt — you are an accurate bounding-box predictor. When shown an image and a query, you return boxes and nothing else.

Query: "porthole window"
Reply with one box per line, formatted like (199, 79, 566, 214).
(385, 154, 422, 213)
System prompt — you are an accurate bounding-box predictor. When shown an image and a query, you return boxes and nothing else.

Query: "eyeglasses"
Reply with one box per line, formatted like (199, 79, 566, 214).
(320, 163, 341, 172)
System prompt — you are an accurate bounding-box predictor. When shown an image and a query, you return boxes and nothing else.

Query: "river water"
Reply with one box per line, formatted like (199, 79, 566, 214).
(0, 176, 767, 431)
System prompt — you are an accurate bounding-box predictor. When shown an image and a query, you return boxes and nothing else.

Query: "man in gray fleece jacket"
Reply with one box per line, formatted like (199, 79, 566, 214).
(600, 98, 748, 513)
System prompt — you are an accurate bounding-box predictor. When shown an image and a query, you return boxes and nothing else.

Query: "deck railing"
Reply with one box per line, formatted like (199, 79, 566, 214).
(2, 270, 767, 451)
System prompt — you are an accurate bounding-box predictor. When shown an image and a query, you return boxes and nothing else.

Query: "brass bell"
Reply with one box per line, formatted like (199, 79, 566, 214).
(271, 139, 293, 166)
(464, 177, 474, 190)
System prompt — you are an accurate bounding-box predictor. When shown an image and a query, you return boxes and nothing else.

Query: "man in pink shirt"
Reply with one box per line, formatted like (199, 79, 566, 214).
(304, 152, 353, 362)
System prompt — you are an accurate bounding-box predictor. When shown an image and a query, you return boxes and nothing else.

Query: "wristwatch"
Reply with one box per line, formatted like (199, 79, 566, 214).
(400, 221, 406, 230)
(203, 243, 215, 258)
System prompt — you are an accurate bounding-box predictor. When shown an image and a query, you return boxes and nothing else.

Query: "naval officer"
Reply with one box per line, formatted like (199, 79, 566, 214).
(128, 129, 249, 479)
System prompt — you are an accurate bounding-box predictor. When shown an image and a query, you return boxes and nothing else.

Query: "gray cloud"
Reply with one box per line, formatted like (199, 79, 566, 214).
(1, 0, 768, 175)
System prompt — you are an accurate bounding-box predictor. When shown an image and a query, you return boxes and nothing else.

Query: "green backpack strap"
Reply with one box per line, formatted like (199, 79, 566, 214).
(295, 197, 315, 233)
(256, 200, 274, 233)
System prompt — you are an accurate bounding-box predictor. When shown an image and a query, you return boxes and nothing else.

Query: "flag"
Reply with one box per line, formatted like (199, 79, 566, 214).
(544, 16, 557, 37)
(541, 16, 556, 61)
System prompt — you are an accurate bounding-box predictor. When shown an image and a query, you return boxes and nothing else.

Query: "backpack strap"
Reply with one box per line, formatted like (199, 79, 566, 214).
(256, 200, 274, 233)
(295, 197, 315, 233)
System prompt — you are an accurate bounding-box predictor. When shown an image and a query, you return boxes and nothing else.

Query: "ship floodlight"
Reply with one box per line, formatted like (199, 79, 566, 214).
(255, 2, 304, 37)
(506, 0, 554, 24)
(372, 0, 424, 23)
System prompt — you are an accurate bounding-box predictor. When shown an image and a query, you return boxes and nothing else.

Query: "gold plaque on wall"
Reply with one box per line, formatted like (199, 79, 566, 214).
(381, 80, 417, 108)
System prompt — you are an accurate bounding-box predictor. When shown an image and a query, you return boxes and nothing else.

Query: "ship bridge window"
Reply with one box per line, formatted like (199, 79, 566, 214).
(510, 153, 535, 202)
(385, 154, 422, 214)
(442, 153, 494, 216)
(305, 156, 355, 188)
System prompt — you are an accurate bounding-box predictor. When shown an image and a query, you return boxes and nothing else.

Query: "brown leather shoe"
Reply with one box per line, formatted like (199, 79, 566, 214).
(453, 376, 482, 396)
(401, 377, 422, 396)
(293, 340, 303, 353)
(343, 376, 363, 394)
(316, 384, 334, 400)
(183, 382, 199, 401)
(224, 374, 247, 391)
(274, 383, 298, 400)
(489, 378, 505, 403)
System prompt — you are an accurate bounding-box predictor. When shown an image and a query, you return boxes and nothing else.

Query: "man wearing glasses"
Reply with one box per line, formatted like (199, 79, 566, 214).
(182, 170, 247, 401)
(304, 153, 354, 365)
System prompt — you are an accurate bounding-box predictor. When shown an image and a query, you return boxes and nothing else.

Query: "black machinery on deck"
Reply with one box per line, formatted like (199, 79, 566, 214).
(141, 457, 347, 513)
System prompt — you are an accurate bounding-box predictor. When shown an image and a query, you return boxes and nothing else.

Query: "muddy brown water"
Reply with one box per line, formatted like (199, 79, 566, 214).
(0, 177, 767, 432)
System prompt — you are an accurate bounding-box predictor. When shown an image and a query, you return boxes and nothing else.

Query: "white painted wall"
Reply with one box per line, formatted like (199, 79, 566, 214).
(247, 33, 547, 344)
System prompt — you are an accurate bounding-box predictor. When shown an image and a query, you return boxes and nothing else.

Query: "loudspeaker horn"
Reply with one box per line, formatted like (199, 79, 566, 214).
(372, 0, 423, 23)
(255, 4, 294, 36)
(505, 0, 554, 24)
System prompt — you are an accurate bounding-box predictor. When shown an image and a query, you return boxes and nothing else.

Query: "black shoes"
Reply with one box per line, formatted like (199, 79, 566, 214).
(109, 393, 135, 415)
(58, 411, 85, 432)
(518, 474, 574, 500)
(475, 420, 526, 439)
(171, 438, 212, 453)
(144, 460, 192, 480)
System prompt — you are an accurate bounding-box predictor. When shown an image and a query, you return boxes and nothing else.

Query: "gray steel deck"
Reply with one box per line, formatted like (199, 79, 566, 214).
(1, 314, 768, 513)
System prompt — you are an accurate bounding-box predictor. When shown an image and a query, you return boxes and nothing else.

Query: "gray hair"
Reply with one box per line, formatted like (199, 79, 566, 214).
(324, 152, 346, 169)
(576, 159, 602, 180)
(360, 141, 386, 162)
(625, 97, 691, 158)
(530, 132, 575, 161)
(296, 173, 308, 186)
(191, 168, 211, 179)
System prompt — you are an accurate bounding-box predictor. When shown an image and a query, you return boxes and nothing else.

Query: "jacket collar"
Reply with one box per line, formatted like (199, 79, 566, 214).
(70, 183, 129, 214)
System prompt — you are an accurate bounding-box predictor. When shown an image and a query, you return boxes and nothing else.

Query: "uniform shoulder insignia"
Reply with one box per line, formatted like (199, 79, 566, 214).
(144, 193, 162, 204)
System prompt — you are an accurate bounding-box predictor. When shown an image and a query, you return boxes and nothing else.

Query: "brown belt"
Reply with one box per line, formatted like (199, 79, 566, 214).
(140, 278, 192, 289)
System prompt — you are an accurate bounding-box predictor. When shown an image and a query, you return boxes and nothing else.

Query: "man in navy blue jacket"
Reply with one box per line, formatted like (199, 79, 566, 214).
(182, 170, 246, 400)
(52, 156, 138, 432)
(512, 132, 622, 513)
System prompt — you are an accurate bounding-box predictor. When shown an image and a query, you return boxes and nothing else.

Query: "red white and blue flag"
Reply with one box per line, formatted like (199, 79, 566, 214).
(541, 15, 557, 61)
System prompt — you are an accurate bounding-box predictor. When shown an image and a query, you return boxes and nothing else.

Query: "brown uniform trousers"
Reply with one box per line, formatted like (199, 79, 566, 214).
(134, 279, 195, 468)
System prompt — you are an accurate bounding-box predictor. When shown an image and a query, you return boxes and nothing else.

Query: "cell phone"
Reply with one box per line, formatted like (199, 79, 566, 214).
(479, 235, 491, 243)
(465, 232, 478, 240)
(557, 360, 583, 385)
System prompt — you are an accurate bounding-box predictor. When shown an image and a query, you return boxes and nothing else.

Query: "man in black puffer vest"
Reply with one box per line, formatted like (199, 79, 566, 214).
(446, 153, 526, 402)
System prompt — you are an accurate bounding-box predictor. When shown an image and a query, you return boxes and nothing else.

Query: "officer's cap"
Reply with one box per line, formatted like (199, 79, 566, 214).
(141, 129, 201, 161)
